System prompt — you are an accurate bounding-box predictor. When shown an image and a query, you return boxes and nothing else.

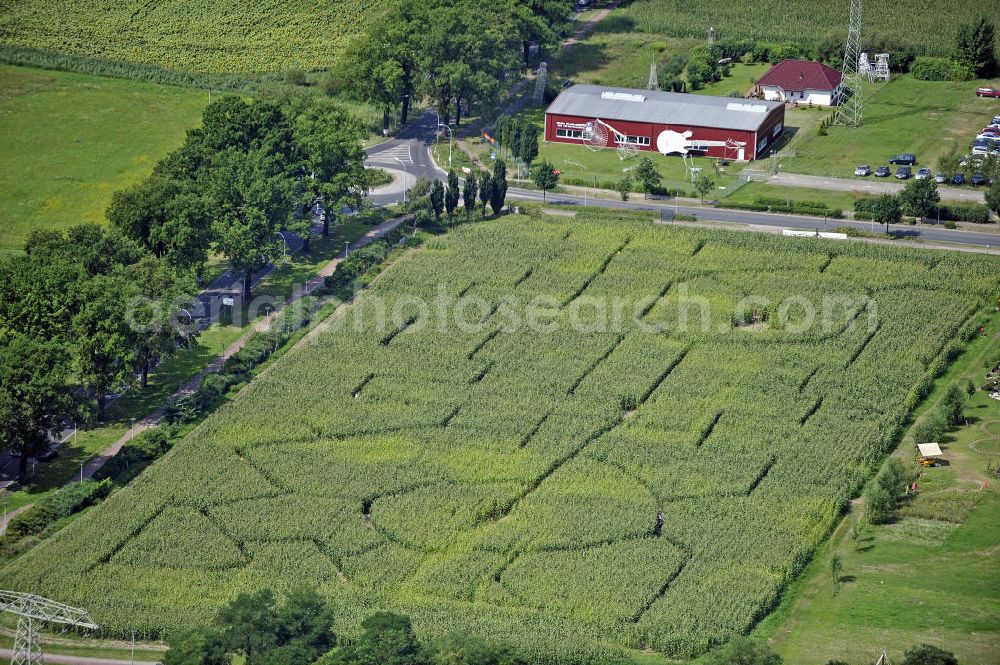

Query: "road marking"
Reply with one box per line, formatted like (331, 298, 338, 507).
(368, 144, 412, 164)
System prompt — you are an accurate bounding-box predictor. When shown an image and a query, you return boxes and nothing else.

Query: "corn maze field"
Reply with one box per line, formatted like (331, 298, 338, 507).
(4, 211, 999, 662)
(617, 0, 1000, 56)
(0, 0, 388, 74)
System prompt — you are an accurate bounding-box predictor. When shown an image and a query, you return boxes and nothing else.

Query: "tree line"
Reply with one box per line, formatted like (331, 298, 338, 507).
(163, 588, 528, 665)
(327, 0, 575, 132)
(162, 588, 963, 665)
(0, 94, 370, 482)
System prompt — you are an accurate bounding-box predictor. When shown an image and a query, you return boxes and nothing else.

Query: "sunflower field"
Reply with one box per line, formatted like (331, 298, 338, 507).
(0, 0, 389, 74)
(3, 209, 998, 662)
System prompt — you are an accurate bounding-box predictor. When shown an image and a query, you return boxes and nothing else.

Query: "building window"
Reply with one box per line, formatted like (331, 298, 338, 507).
(556, 128, 585, 139)
(773, 122, 783, 137)
(623, 135, 651, 146)
(759, 134, 769, 151)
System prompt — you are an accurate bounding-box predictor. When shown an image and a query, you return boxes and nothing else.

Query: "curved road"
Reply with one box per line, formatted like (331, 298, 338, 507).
(364, 121, 999, 249)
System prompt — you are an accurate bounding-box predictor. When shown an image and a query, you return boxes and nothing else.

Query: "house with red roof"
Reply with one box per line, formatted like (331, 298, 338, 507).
(755, 60, 844, 106)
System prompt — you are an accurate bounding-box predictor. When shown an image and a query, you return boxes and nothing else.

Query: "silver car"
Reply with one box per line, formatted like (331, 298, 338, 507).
(854, 164, 871, 176)
(915, 167, 932, 180)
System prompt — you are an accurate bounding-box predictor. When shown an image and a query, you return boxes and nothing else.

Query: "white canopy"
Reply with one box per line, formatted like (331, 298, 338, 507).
(917, 442, 943, 457)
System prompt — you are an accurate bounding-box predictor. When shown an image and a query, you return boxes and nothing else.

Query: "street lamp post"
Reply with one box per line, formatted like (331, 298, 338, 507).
(131, 628, 137, 665)
(344, 242, 350, 258)
(130, 417, 136, 441)
(274, 232, 289, 261)
(438, 123, 453, 169)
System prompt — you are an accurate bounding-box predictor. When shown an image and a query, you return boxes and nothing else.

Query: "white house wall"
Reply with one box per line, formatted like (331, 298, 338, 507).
(761, 86, 837, 106)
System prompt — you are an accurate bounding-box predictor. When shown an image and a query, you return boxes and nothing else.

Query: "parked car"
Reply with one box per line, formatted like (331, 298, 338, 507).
(915, 167, 932, 180)
(952, 173, 966, 185)
(854, 164, 872, 176)
(895, 166, 912, 179)
(874, 166, 891, 177)
(976, 86, 1000, 98)
(889, 153, 917, 165)
(971, 173, 988, 186)
(935, 173, 948, 183)
(993, 115, 1000, 125)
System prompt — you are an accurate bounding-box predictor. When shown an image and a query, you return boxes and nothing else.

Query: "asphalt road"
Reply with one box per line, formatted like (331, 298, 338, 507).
(363, 121, 1000, 249)
(0, 649, 159, 665)
(506, 188, 1000, 248)
(366, 111, 444, 207)
(770, 171, 987, 204)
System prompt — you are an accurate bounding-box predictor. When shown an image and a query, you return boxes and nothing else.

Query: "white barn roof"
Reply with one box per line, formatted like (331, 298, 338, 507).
(546, 85, 783, 132)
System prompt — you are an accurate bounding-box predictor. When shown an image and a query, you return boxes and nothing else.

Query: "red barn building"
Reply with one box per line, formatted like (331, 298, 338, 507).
(544, 85, 785, 161)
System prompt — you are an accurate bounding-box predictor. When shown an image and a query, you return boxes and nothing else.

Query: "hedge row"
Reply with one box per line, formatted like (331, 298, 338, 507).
(856, 201, 992, 224)
(938, 204, 992, 224)
(4, 480, 113, 542)
(93, 427, 175, 485)
(716, 200, 844, 218)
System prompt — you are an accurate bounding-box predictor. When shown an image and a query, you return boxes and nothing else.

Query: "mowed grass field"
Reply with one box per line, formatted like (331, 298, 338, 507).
(4, 209, 999, 662)
(760, 318, 1000, 665)
(0, 65, 205, 254)
(780, 75, 1000, 178)
(0, 0, 389, 74)
(617, 0, 1000, 56)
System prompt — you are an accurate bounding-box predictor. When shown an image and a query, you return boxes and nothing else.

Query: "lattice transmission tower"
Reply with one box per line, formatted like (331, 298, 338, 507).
(533, 62, 548, 106)
(834, 0, 865, 127)
(0, 591, 98, 665)
(647, 62, 659, 91)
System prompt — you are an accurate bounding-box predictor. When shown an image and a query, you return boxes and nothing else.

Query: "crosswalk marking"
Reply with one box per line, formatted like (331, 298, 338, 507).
(368, 144, 412, 164)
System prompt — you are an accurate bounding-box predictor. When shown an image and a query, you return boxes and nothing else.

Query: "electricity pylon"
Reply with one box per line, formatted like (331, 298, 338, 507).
(0, 591, 98, 664)
(834, 0, 865, 127)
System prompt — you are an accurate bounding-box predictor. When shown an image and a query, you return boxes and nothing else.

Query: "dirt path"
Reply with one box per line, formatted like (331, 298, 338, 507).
(0, 215, 411, 533)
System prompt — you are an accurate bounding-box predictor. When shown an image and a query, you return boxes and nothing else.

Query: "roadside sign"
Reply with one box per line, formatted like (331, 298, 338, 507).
(222, 297, 235, 307)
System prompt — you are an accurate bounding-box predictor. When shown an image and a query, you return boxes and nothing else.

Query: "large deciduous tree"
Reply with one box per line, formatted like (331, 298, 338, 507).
(291, 98, 369, 243)
(0, 335, 79, 483)
(954, 15, 998, 78)
(107, 175, 212, 272)
(635, 157, 663, 199)
(72, 271, 141, 421)
(532, 159, 559, 201)
(899, 177, 940, 220)
(872, 193, 903, 231)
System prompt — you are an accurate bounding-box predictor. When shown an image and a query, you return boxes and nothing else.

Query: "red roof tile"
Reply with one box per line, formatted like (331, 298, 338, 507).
(757, 60, 843, 92)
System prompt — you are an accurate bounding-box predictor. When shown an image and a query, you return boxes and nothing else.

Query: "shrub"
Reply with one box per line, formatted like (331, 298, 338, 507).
(911, 56, 974, 81)
(704, 637, 781, 665)
(5, 480, 113, 541)
(284, 69, 307, 86)
(913, 412, 947, 444)
(941, 384, 966, 425)
(864, 484, 895, 524)
(901, 644, 958, 665)
(876, 458, 909, 499)
(937, 204, 992, 224)
(716, 202, 769, 212)
(93, 427, 174, 483)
